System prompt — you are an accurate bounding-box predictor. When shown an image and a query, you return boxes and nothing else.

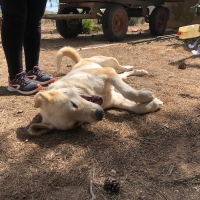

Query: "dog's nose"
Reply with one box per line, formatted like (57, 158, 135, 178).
(95, 109, 104, 120)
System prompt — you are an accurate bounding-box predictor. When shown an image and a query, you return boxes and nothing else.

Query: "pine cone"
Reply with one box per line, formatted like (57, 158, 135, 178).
(103, 178, 120, 193)
(178, 62, 186, 69)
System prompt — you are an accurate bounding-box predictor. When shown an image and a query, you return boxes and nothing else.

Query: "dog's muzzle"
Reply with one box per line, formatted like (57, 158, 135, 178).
(95, 109, 104, 121)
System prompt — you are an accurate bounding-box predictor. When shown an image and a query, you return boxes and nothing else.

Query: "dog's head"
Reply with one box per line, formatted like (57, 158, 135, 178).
(28, 89, 104, 135)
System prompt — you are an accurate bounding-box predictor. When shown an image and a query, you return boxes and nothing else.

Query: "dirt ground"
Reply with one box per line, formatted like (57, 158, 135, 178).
(1, 22, 200, 200)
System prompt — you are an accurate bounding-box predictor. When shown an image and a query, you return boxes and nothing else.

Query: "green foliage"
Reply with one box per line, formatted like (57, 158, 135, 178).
(41, 18, 54, 24)
(45, 11, 57, 14)
(82, 19, 93, 34)
(128, 17, 145, 26)
(93, 24, 102, 33)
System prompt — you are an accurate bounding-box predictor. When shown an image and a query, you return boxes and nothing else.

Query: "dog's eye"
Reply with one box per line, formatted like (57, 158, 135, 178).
(71, 101, 78, 108)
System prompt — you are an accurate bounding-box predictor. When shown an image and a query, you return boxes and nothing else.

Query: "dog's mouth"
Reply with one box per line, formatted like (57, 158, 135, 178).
(80, 95, 103, 105)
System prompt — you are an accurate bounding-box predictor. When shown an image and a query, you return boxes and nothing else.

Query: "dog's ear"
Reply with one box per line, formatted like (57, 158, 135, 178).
(34, 92, 43, 108)
(28, 123, 54, 135)
(34, 91, 59, 108)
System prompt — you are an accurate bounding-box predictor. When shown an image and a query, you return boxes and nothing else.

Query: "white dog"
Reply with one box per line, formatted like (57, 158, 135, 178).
(28, 47, 163, 135)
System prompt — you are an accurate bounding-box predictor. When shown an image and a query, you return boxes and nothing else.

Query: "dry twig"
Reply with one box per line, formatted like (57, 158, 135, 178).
(167, 163, 175, 176)
(90, 181, 96, 200)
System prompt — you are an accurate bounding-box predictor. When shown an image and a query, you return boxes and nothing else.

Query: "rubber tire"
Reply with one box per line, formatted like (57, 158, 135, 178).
(102, 5, 128, 42)
(56, 8, 82, 39)
(149, 6, 168, 36)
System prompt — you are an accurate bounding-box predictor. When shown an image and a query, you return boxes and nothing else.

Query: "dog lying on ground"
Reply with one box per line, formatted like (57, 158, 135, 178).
(28, 47, 163, 135)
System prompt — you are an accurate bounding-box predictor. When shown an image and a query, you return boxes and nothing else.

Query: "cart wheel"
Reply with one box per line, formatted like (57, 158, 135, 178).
(56, 8, 82, 39)
(102, 5, 128, 42)
(149, 6, 168, 36)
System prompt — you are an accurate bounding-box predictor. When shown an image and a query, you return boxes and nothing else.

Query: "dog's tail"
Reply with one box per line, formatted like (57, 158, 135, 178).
(56, 46, 81, 72)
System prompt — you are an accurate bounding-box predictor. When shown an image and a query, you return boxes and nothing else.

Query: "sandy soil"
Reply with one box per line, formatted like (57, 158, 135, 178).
(1, 22, 200, 200)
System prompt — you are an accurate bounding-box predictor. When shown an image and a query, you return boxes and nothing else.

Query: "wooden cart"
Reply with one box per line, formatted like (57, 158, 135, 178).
(43, 0, 185, 42)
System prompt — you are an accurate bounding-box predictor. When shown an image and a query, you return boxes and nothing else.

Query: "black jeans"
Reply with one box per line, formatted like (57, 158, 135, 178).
(1, 0, 47, 79)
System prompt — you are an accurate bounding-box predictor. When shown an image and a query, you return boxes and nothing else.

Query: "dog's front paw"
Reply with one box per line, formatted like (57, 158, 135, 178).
(136, 90, 154, 103)
(123, 65, 134, 71)
(148, 98, 163, 112)
(152, 98, 163, 107)
(133, 69, 148, 75)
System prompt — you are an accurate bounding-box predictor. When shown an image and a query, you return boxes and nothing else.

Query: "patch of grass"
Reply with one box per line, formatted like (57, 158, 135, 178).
(41, 19, 55, 24)
(82, 19, 94, 34)
(42, 36, 49, 39)
(93, 24, 102, 33)
(128, 17, 145, 26)
(81, 19, 102, 34)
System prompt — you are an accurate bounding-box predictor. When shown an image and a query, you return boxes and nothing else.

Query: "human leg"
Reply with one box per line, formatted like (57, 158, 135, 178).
(23, 0, 47, 71)
(1, 0, 27, 79)
(1, 0, 42, 94)
(24, 0, 55, 85)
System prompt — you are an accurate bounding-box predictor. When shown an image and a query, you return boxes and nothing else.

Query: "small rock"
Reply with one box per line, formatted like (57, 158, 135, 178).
(131, 28, 139, 32)
(17, 110, 23, 114)
(111, 169, 117, 175)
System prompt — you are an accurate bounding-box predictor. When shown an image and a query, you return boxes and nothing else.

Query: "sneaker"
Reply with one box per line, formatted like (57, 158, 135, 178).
(7, 71, 42, 95)
(26, 66, 55, 85)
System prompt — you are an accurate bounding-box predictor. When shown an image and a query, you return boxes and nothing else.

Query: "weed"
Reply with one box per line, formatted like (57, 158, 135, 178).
(82, 19, 93, 34)
(128, 17, 145, 26)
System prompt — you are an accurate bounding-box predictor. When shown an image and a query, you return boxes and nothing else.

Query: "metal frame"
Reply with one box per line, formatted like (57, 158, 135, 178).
(43, 2, 105, 20)
(43, 0, 184, 20)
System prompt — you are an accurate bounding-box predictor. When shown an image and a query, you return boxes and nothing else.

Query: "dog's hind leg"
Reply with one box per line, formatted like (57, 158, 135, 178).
(106, 92, 163, 114)
(106, 57, 134, 71)
(118, 69, 148, 80)
(84, 67, 154, 103)
(87, 57, 134, 71)
(110, 75, 154, 103)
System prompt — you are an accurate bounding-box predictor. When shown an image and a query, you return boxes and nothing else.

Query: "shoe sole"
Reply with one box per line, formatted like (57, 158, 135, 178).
(28, 78, 55, 86)
(7, 85, 42, 95)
